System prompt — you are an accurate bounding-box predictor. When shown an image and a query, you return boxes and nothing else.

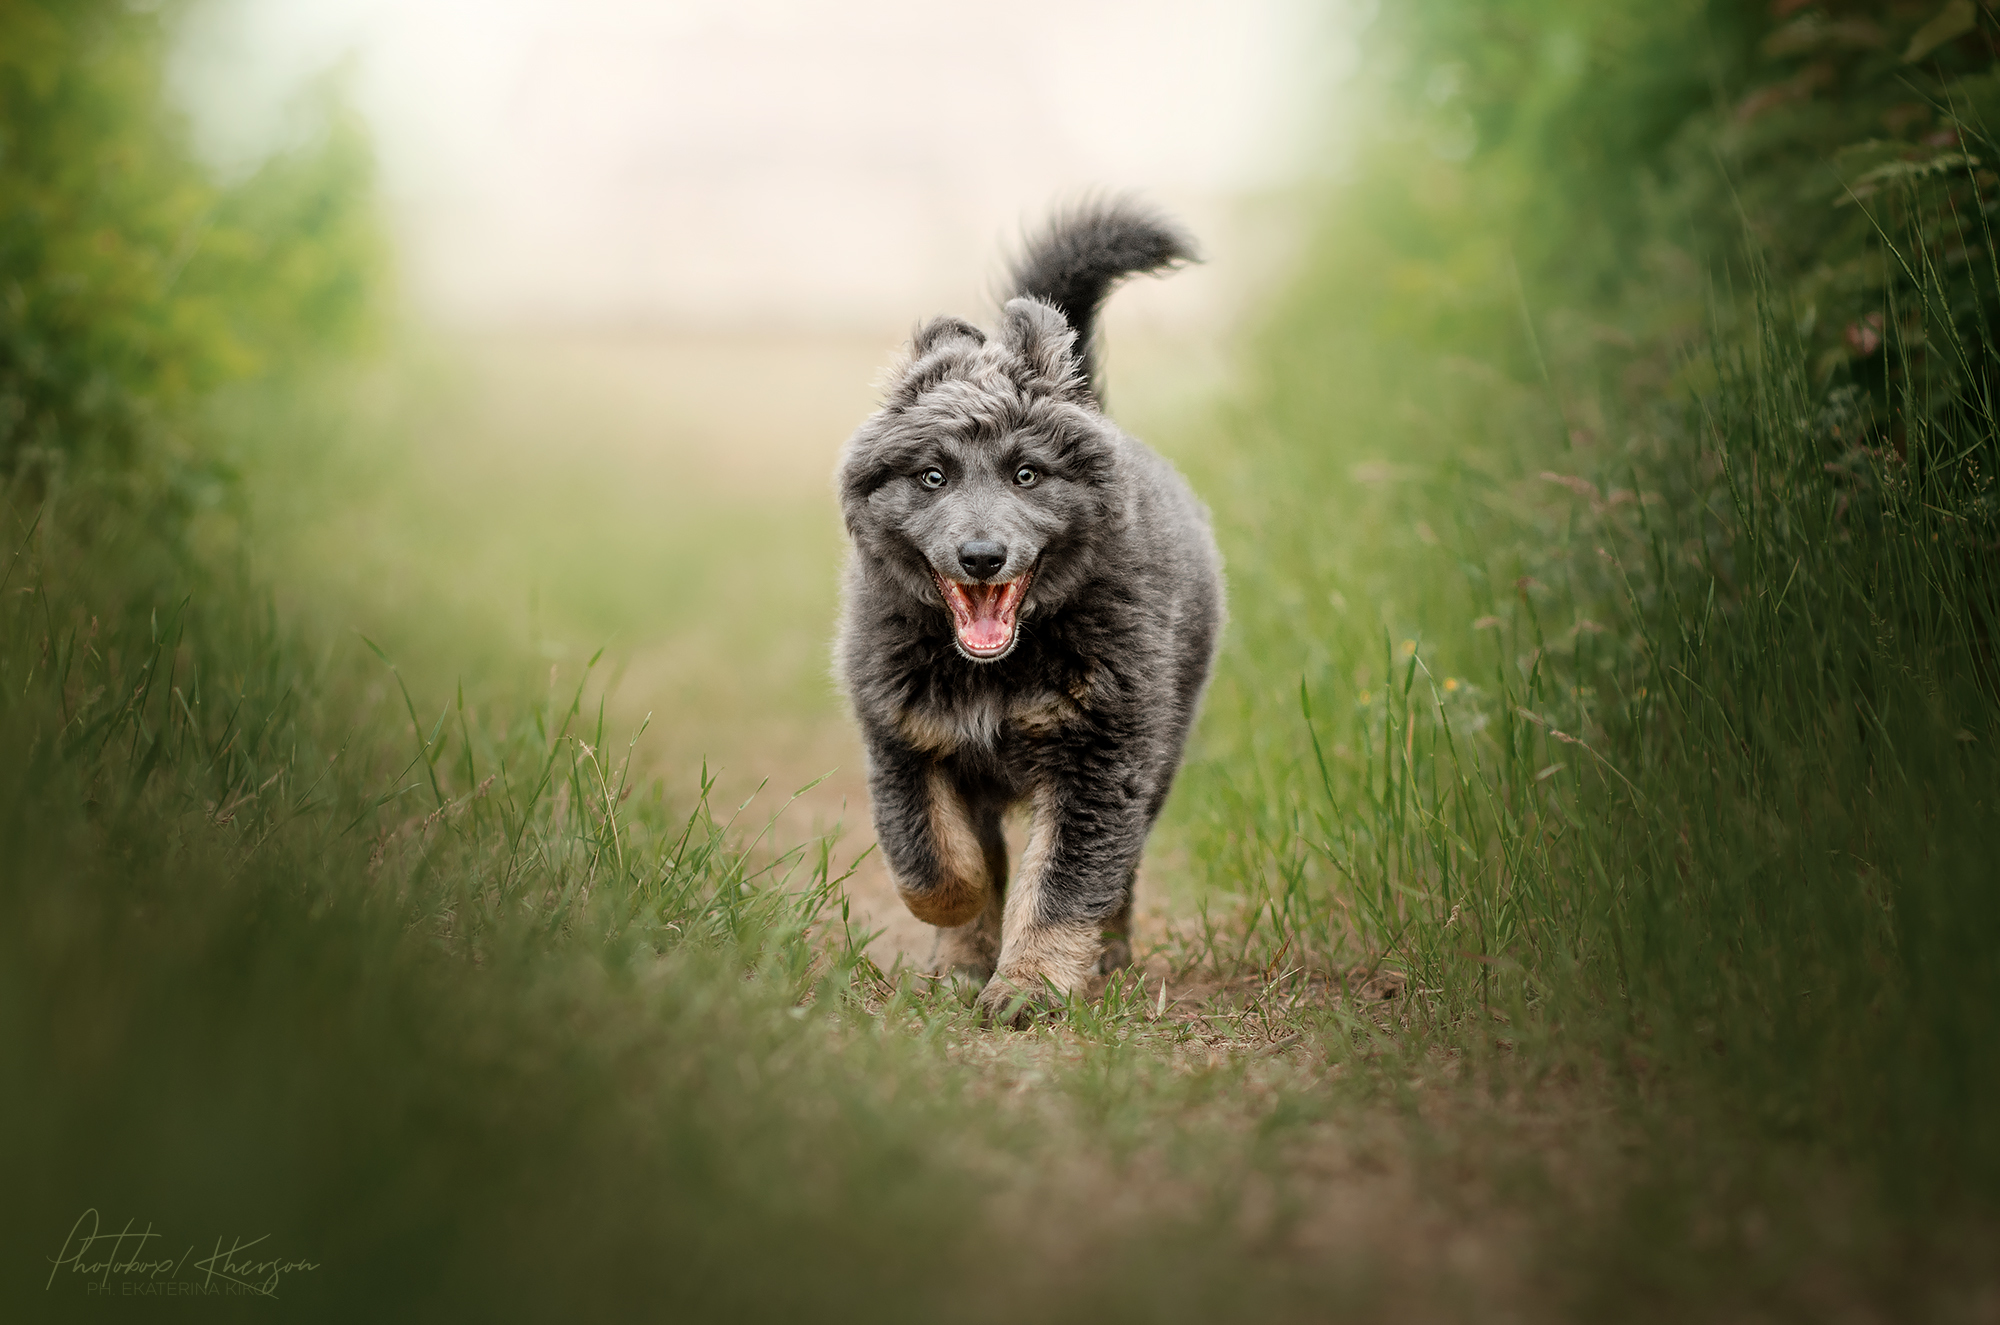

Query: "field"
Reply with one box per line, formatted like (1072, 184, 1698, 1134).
(8, 1, 2000, 1320)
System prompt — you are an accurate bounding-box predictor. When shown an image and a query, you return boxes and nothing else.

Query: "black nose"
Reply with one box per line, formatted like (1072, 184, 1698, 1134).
(957, 540, 1007, 581)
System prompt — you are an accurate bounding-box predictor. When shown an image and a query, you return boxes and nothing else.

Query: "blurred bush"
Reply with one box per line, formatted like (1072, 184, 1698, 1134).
(0, 0, 384, 505)
(1387, 1, 1999, 497)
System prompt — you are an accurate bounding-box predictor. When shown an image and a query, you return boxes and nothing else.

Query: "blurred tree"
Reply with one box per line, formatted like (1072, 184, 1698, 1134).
(0, 0, 384, 495)
(1375, 1, 1996, 322)
(1357, 0, 1998, 528)
(1699, 1, 2000, 456)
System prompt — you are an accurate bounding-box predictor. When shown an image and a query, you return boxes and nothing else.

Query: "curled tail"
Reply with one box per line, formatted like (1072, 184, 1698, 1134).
(1008, 198, 1197, 401)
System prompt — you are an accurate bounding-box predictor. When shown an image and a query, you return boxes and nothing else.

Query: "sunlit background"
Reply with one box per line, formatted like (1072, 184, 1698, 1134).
(171, 0, 1360, 330)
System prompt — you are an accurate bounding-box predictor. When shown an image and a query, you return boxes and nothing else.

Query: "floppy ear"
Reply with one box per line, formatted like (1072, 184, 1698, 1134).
(999, 297, 1089, 401)
(886, 316, 988, 407)
(912, 315, 986, 355)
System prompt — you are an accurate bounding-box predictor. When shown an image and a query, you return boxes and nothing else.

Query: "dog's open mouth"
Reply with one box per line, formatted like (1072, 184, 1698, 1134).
(932, 567, 1034, 660)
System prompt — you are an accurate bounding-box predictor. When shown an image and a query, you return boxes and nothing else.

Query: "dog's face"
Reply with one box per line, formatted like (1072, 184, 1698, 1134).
(839, 299, 1120, 662)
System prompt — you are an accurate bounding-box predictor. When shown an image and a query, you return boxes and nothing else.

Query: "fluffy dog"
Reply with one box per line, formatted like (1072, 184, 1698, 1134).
(835, 200, 1224, 1027)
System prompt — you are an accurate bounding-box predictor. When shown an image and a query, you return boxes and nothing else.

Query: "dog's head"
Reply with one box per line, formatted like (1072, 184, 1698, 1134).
(837, 298, 1122, 663)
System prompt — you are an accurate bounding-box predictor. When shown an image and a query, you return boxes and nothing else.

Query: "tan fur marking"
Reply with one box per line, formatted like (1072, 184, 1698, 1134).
(996, 921, 1100, 994)
(990, 785, 1100, 1000)
(899, 699, 1001, 753)
(1009, 692, 1078, 736)
(1065, 660, 1111, 706)
(999, 784, 1058, 954)
(900, 767, 989, 927)
(899, 709, 961, 754)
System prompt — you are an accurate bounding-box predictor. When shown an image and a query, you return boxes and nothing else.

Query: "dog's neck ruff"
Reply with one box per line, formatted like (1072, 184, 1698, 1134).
(931, 567, 1034, 662)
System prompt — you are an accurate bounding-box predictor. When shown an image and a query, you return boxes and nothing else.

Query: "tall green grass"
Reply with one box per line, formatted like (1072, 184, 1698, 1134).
(1156, 3, 2000, 1308)
(0, 496, 993, 1319)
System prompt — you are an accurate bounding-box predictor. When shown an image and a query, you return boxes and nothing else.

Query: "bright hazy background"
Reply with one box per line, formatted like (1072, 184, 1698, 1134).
(171, 0, 1361, 331)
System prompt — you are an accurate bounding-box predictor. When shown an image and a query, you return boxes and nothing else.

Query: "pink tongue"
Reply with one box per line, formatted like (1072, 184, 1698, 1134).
(960, 584, 1012, 652)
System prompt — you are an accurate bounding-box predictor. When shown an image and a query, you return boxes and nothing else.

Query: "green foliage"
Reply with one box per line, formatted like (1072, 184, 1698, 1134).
(1161, 8, 2000, 1305)
(0, 0, 384, 493)
(1383, 0, 2000, 470)
(1378, 0, 1760, 312)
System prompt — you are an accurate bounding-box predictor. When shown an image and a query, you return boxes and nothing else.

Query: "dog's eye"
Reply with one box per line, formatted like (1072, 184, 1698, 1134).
(920, 468, 946, 489)
(1015, 466, 1038, 487)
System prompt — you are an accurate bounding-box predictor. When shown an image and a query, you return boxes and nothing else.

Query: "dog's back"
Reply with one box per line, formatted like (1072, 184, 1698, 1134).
(1013, 200, 1222, 795)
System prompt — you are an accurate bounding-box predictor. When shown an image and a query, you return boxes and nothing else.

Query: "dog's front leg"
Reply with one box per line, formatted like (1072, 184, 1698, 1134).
(865, 735, 998, 952)
(977, 763, 1148, 1028)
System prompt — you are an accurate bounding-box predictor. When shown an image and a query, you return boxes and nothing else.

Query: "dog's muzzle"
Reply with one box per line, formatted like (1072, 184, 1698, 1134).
(931, 564, 1035, 660)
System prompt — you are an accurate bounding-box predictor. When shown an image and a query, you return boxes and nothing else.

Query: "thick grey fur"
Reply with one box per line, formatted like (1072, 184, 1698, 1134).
(834, 199, 1224, 1027)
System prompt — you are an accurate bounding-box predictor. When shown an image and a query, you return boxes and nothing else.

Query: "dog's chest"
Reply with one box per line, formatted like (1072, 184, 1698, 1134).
(896, 685, 1085, 756)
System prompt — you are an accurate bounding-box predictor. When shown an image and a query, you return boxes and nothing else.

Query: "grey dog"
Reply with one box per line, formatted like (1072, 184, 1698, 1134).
(834, 200, 1224, 1027)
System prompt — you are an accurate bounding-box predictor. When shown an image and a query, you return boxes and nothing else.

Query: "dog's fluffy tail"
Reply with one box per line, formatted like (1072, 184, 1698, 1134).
(1008, 198, 1197, 399)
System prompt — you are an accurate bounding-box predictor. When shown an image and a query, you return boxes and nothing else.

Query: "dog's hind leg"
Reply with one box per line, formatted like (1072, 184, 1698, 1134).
(1097, 870, 1136, 976)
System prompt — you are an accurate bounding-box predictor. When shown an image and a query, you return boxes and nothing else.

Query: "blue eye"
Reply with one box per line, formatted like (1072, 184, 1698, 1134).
(921, 468, 946, 489)
(1015, 466, 1038, 487)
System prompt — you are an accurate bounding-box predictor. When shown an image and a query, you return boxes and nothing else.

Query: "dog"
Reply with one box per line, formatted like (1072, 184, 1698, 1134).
(834, 200, 1224, 1027)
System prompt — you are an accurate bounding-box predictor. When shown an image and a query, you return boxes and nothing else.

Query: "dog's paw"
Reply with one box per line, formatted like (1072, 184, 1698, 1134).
(975, 976, 1057, 1030)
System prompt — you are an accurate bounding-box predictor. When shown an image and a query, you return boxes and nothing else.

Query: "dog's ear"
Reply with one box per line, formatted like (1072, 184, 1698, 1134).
(1000, 297, 1090, 402)
(887, 317, 987, 407)
(912, 316, 986, 355)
